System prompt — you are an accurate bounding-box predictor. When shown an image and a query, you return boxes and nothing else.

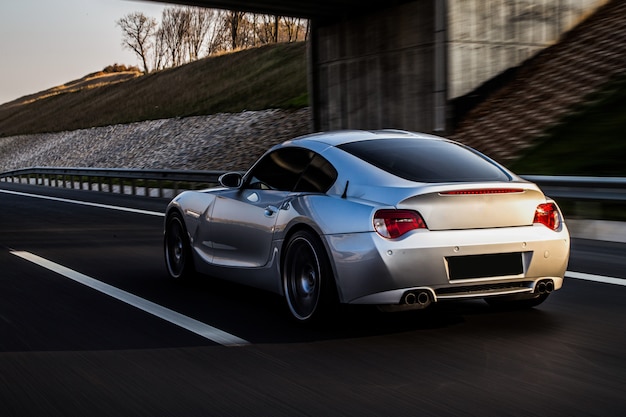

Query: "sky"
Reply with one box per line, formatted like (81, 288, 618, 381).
(0, 0, 170, 105)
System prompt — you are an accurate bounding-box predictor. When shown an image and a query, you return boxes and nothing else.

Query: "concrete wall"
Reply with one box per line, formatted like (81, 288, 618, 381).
(309, 1, 444, 132)
(309, 0, 607, 133)
(448, 0, 609, 98)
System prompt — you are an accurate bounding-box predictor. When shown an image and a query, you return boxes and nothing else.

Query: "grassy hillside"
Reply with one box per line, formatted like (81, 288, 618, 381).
(0, 42, 308, 137)
(509, 73, 626, 177)
(1, 39, 624, 179)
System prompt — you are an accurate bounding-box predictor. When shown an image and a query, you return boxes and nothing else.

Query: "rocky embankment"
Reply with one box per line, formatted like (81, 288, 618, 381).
(0, 108, 312, 172)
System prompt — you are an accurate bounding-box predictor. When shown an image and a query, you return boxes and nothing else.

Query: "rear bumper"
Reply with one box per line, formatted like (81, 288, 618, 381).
(324, 224, 570, 305)
(353, 277, 563, 310)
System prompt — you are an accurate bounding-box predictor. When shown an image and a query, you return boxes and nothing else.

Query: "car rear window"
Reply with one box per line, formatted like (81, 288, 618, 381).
(338, 138, 511, 183)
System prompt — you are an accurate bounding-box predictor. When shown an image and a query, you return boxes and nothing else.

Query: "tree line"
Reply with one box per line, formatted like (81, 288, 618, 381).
(117, 6, 309, 74)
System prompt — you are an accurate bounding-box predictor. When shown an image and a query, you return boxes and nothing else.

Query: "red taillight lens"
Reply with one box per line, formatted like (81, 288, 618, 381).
(374, 209, 427, 239)
(534, 203, 561, 231)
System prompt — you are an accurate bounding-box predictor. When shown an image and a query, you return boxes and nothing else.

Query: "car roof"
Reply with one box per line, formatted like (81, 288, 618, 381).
(291, 130, 446, 147)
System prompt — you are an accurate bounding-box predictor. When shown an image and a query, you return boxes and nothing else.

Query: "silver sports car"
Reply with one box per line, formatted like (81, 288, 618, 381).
(164, 130, 570, 322)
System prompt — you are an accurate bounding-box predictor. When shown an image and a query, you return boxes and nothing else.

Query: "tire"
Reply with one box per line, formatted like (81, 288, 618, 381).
(164, 212, 195, 280)
(282, 230, 337, 323)
(485, 292, 549, 310)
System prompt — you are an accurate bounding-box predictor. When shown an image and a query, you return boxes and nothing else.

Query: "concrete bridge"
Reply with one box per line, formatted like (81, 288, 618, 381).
(154, 0, 607, 133)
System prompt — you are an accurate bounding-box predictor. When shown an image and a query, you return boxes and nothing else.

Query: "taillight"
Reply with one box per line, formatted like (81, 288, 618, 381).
(374, 209, 427, 239)
(534, 203, 561, 231)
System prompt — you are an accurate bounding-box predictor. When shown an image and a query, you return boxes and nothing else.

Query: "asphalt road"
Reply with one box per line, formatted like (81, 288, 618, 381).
(1, 182, 625, 416)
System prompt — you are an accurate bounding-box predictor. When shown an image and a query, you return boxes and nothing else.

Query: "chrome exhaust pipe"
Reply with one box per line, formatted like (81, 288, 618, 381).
(535, 280, 554, 295)
(404, 292, 417, 305)
(402, 290, 432, 308)
(417, 291, 431, 307)
(536, 281, 547, 294)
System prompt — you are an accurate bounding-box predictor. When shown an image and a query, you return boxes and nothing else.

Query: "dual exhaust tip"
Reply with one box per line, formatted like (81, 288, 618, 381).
(402, 290, 432, 309)
(535, 279, 555, 295)
(400, 279, 554, 309)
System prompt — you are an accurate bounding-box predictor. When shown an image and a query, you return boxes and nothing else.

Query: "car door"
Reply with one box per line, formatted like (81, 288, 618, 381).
(204, 147, 315, 268)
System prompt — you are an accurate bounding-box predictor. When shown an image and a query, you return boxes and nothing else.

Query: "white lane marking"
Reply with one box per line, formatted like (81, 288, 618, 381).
(10, 251, 249, 346)
(0, 189, 164, 217)
(566, 271, 626, 287)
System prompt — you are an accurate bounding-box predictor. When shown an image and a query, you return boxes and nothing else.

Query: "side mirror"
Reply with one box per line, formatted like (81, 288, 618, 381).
(218, 172, 243, 188)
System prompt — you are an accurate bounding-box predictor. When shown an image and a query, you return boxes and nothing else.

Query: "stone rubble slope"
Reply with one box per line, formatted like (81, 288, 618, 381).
(0, 108, 312, 172)
(450, 0, 626, 161)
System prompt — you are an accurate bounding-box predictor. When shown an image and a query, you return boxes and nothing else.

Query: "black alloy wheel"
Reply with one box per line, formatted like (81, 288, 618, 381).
(164, 212, 194, 280)
(283, 230, 336, 323)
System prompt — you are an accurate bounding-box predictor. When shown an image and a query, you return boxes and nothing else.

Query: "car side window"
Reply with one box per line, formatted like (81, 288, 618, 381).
(293, 154, 338, 193)
(246, 148, 314, 191)
(245, 147, 338, 193)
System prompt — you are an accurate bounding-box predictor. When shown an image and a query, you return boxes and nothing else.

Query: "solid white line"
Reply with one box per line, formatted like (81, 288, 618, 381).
(566, 270, 626, 287)
(0, 189, 164, 217)
(10, 251, 249, 346)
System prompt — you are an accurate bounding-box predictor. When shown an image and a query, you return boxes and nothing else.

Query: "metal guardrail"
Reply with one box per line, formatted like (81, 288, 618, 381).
(0, 167, 227, 198)
(0, 167, 624, 201)
(521, 175, 626, 202)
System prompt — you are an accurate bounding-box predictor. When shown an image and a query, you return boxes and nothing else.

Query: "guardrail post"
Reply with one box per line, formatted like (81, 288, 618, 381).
(1, 168, 256, 200)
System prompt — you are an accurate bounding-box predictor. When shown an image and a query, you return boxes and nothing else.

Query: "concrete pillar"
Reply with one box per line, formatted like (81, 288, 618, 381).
(310, 1, 443, 133)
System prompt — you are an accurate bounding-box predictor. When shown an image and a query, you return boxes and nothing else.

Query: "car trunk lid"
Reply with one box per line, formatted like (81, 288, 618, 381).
(397, 184, 546, 231)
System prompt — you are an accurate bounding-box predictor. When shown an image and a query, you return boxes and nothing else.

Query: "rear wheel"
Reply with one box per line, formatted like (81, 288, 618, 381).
(164, 212, 194, 280)
(283, 230, 336, 323)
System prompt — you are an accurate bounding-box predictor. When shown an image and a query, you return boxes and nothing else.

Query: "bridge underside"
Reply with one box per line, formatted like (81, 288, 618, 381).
(154, 0, 407, 18)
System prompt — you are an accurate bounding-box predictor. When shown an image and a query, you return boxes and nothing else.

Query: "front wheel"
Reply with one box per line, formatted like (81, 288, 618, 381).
(164, 212, 195, 280)
(282, 230, 337, 323)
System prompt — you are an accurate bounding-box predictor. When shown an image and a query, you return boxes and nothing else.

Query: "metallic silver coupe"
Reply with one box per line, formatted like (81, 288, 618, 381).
(164, 130, 570, 322)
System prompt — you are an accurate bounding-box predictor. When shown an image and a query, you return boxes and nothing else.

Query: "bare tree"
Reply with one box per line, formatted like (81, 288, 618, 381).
(153, 26, 167, 71)
(303, 19, 310, 41)
(118, 7, 310, 72)
(160, 7, 191, 67)
(224, 11, 247, 50)
(283, 17, 302, 42)
(205, 10, 228, 55)
(238, 14, 257, 48)
(257, 14, 279, 44)
(117, 12, 157, 73)
(274, 16, 280, 43)
(186, 7, 214, 61)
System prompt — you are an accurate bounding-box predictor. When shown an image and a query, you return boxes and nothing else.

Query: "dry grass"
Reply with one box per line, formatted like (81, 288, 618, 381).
(0, 42, 308, 137)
